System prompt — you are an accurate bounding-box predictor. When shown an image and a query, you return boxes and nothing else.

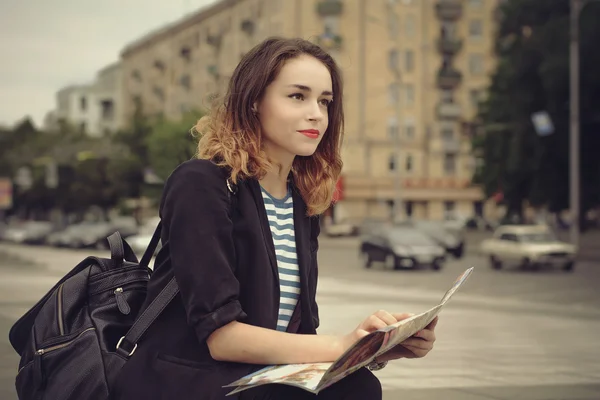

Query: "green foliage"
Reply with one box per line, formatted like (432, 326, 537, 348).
(475, 0, 600, 221)
(1, 105, 204, 220)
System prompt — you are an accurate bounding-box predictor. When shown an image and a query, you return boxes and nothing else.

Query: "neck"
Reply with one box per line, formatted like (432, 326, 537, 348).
(259, 150, 294, 199)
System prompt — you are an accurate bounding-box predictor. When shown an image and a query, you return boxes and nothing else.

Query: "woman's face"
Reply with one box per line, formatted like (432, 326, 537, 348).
(256, 54, 333, 164)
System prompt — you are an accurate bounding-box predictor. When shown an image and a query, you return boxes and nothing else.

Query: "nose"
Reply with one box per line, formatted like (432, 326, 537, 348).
(307, 101, 325, 122)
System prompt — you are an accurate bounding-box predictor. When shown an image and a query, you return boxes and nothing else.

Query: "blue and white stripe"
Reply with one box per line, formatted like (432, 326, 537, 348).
(261, 186, 300, 331)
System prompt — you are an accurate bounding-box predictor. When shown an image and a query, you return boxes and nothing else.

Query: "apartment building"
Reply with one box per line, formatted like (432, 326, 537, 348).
(119, 0, 499, 221)
(52, 62, 124, 137)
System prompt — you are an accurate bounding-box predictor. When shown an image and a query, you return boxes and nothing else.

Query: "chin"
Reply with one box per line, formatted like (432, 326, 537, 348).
(294, 145, 319, 157)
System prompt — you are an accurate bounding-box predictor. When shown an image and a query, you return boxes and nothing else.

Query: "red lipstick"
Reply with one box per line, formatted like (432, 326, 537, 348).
(298, 129, 320, 139)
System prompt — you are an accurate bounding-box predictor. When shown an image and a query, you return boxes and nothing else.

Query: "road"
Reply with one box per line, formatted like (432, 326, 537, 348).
(0, 240, 599, 400)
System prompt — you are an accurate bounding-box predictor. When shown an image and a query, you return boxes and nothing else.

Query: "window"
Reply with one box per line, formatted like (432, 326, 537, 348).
(180, 46, 191, 61)
(388, 49, 400, 71)
(404, 50, 415, 72)
(79, 121, 87, 134)
(405, 201, 414, 218)
(388, 12, 399, 39)
(405, 124, 416, 140)
(441, 128, 454, 141)
(388, 83, 400, 105)
(404, 84, 415, 106)
(324, 16, 339, 34)
(470, 89, 485, 107)
(404, 14, 416, 38)
(441, 89, 453, 103)
(443, 153, 456, 175)
(131, 69, 142, 82)
(469, 19, 483, 39)
(444, 201, 456, 219)
(387, 116, 399, 140)
(468, 0, 483, 8)
(499, 233, 518, 242)
(405, 154, 413, 172)
(100, 100, 114, 120)
(469, 54, 485, 75)
(441, 21, 457, 39)
(80, 96, 87, 111)
(388, 154, 397, 171)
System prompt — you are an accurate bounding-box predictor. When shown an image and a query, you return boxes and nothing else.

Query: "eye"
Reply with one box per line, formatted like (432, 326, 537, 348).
(289, 93, 304, 100)
(320, 98, 333, 107)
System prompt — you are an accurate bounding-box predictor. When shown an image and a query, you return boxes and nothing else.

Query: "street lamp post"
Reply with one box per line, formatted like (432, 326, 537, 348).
(570, 0, 600, 249)
(570, 0, 581, 249)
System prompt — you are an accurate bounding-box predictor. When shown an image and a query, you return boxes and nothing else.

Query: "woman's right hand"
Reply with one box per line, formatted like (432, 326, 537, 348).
(339, 310, 412, 353)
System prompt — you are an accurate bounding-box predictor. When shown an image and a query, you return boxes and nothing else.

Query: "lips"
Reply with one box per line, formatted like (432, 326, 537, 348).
(298, 129, 320, 139)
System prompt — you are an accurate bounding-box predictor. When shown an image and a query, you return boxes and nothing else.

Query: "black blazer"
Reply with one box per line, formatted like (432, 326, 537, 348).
(113, 159, 321, 400)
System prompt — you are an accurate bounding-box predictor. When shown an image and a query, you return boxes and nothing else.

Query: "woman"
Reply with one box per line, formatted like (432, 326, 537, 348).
(113, 37, 437, 400)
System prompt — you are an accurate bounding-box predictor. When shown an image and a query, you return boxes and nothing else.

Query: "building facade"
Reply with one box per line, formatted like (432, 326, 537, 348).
(52, 62, 123, 137)
(119, 0, 499, 222)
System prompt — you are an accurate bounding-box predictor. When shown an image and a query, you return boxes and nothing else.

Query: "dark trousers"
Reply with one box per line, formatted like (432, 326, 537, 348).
(238, 368, 382, 400)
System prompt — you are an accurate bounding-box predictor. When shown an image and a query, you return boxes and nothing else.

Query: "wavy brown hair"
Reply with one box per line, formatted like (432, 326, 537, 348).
(195, 37, 344, 216)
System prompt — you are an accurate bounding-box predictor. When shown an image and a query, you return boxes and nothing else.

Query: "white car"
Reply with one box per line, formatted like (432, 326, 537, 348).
(480, 225, 576, 271)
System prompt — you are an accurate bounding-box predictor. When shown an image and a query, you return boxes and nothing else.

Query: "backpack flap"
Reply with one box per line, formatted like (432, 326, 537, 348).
(9, 256, 100, 355)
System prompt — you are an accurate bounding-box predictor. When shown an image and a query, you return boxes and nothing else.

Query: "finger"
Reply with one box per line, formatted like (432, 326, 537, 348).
(402, 339, 433, 351)
(375, 310, 398, 326)
(365, 315, 388, 331)
(392, 313, 415, 322)
(426, 316, 439, 330)
(414, 329, 436, 342)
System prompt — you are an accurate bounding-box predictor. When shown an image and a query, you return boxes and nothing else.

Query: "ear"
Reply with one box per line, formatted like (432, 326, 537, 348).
(251, 102, 258, 114)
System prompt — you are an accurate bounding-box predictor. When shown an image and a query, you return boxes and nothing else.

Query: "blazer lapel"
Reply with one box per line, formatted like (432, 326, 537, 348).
(247, 179, 279, 285)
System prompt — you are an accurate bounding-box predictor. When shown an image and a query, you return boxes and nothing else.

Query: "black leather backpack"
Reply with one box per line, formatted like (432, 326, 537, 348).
(9, 223, 179, 400)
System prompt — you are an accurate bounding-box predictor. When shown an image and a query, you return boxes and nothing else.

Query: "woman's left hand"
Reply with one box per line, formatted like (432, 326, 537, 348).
(376, 316, 438, 363)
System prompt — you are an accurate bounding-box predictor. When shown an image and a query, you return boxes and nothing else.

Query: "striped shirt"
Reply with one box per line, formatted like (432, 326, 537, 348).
(260, 185, 300, 331)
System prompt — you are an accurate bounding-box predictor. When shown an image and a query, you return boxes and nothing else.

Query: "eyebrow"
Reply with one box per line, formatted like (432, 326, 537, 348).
(287, 84, 333, 96)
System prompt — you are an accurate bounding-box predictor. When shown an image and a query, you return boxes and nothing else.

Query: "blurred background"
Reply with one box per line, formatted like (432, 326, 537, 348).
(1, 0, 599, 399)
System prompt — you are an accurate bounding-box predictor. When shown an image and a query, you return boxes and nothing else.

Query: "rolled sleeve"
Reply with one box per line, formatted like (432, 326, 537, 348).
(161, 160, 246, 343)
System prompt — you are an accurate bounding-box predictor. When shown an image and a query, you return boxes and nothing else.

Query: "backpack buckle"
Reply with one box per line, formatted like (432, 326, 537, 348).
(116, 336, 138, 357)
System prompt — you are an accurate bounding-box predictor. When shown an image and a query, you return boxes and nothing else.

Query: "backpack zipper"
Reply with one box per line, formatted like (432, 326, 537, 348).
(57, 283, 65, 336)
(114, 287, 131, 315)
(34, 327, 95, 356)
(17, 327, 96, 376)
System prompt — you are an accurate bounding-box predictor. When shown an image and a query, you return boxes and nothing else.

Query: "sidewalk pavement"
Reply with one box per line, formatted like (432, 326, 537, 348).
(1, 248, 599, 399)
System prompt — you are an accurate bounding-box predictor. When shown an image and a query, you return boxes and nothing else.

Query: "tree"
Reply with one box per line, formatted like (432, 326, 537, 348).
(146, 110, 203, 181)
(475, 0, 600, 224)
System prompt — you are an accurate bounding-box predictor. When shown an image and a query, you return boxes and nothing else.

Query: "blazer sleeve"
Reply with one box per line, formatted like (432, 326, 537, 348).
(308, 216, 321, 331)
(160, 160, 247, 343)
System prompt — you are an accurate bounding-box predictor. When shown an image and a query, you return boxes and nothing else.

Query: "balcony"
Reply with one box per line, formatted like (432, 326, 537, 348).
(316, 33, 343, 50)
(437, 101, 462, 120)
(437, 37, 463, 54)
(316, 0, 343, 17)
(207, 65, 219, 79)
(435, 0, 463, 21)
(437, 67, 462, 90)
(241, 19, 255, 35)
(442, 138, 461, 153)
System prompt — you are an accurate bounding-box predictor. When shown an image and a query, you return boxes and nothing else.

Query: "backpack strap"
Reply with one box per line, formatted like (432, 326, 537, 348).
(116, 178, 237, 358)
(139, 221, 162, 269)
(107, 231, 138, 268)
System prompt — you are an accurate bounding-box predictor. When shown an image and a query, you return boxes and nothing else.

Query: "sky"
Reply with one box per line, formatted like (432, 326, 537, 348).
(0, 0, 218, 128)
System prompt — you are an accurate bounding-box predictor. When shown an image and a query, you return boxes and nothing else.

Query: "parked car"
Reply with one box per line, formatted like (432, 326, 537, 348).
(65, 218, 139, 249)
(400, 220, 465, 259)
(3, 221, 55, 244)
(360, 226, 446, 270)
(480, 225, 576, 271)
(45, 222, 97, 247)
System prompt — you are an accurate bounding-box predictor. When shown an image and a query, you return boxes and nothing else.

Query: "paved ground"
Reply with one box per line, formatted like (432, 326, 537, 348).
(1, 240, 599, 400)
